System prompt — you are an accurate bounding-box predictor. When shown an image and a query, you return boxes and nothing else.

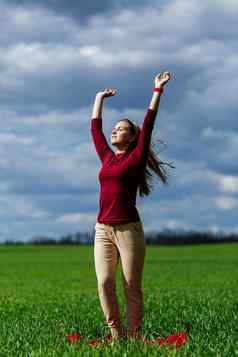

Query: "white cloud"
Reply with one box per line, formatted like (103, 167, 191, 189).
(171, 161, 238, 196)
(212, 0, 238, 13)
(0, 4, 78, 45)
(1, 0, 236, 80)
(202, 127, 233, 140)
(213, 196, 238, 210)
(159, 219, 193, 230)
(0, 105, 151, 195)
(56, 212, 96, 225)
(217, 175, 238, 193)
(0, 195, 50, 219)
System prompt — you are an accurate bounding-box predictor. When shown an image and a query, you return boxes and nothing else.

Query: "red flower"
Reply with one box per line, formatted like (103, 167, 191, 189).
(88, 337, 103, 348)
(69, 329, 189, 349)
(154, 331, 188, 350)
(66, 332, 81, 344)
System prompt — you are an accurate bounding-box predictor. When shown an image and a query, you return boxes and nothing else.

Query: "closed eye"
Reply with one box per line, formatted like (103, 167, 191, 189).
(112, 127, 128, 132)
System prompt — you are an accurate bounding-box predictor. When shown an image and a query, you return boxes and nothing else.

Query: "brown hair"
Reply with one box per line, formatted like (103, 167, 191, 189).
(120, 118, 175, 197)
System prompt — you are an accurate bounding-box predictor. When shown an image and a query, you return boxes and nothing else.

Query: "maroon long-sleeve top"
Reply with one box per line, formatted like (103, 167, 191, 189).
(91, 108, 158, 224)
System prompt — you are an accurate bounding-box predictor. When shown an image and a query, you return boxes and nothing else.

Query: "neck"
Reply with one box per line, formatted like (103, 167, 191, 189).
(115, 143, 130, 155)
(116, 150, 126, 155)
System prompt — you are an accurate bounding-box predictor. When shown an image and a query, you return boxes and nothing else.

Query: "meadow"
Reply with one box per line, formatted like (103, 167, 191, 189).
(0, 243, 237, 356)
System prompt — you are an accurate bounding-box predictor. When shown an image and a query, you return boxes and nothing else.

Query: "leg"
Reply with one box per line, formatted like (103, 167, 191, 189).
(94, 223, 122, 337)
(115, 221, 146, 338)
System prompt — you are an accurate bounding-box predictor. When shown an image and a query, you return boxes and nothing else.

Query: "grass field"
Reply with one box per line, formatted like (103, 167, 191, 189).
(0, 243, 237, 356)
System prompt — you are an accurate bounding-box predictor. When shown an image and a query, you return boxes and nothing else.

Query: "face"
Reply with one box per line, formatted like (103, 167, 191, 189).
(111, 121, 134, 145)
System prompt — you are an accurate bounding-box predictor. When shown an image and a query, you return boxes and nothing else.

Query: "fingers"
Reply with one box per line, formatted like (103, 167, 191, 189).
(156, 71, 172, 80)
(104, 88, 116, 92)
(156, 73, 163, 80)
(163, 71, 172, 80)
(103, 88, 117, 96)
(162, 72, 170, 78)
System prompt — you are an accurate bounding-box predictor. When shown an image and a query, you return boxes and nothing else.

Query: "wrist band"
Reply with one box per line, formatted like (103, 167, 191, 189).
(153, 87, 163, 93)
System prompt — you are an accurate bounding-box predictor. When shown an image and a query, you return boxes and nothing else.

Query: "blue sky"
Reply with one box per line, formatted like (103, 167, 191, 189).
(0, 0, 237, 241)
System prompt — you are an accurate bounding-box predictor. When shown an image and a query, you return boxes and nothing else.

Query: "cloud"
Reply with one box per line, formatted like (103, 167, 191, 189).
(1, 0, 238, 113)
(212, 0, 238, 13)
(3, 0, 152, 24)
(213, 196, 238, 210)
(0, 195, 50, 219)
(0, 4, 79, 46)
(56, 212, 96, 225)
(216, 175, 238, 193)
(0, 105, 153, 195)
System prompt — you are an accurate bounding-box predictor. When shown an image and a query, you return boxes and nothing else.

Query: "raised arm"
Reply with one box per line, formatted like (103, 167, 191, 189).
(91, 89, 117, 163)
(133, 71, 172, 164)
(150, 71, 171, 110)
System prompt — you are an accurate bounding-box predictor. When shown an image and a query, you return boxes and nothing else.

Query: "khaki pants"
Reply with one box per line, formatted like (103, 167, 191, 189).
(94, 219, 146, 338)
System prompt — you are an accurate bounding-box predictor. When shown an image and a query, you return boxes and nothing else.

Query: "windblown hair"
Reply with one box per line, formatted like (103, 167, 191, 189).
(120, 118, 176, 197)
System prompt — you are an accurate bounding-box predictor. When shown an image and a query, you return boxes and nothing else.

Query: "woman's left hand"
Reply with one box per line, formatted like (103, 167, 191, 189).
(154, 71, 172, 88)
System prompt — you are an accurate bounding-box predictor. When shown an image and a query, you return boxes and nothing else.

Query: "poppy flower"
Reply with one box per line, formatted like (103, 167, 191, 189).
(88, 337, 104, 348)
(154, 331, 188, 350)
(66, 332, 81, 344)
(68, 329, 189, 349)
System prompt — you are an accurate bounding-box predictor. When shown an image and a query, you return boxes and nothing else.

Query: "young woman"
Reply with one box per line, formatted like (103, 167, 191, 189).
(91, 72, 173, 341)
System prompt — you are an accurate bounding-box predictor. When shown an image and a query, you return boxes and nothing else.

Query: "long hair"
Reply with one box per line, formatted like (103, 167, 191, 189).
(120, 118, 176, 197)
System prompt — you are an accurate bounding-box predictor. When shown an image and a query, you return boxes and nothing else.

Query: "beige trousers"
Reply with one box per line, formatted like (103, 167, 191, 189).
(94, 219, 146, 338)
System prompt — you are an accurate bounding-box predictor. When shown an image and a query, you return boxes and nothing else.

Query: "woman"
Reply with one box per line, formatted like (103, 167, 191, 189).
(91, 72, 173, 341)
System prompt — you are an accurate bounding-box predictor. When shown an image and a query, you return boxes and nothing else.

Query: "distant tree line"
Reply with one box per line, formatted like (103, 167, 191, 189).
(145, 230, 238, 245)
(1, 229, 238, 245)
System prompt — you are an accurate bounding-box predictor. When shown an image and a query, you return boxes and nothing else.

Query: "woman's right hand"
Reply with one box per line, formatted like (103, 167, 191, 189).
(96, 89, 117, 99)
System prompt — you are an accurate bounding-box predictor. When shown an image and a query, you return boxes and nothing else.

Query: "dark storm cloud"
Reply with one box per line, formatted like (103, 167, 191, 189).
(4, 0, 151, 24)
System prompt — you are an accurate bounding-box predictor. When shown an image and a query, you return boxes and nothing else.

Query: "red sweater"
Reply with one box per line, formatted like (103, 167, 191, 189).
(91, 108, 158, 224)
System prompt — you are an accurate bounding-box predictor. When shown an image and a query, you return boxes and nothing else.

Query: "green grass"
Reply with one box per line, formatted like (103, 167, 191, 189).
(0, 243, 237, 356)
